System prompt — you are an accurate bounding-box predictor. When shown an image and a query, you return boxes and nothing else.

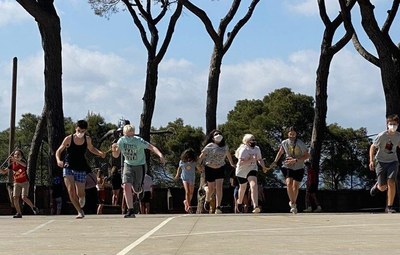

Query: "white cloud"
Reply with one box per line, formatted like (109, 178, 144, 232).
(0, 43, 386, 136)
(0, 0, 31, 27)
(284, 0, 339, 17)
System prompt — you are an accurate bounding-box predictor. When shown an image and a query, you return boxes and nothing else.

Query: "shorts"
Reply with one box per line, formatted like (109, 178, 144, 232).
(63, 168, 86, 183)
(141, 191, 152, 203)
(281, 167, 305, 182)
(204, 165, 226, 182)
(237, 170, 258, 184)
(122, 163, 145, 193)
(376, 161, 398, 185)
(98, 189, 106, 203)
(13, 181, 30, 197)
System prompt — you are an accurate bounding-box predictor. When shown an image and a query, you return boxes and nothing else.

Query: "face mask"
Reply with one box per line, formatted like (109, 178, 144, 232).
(76, 132, 85, 138)
(214, 134, 223, 143)
(249, 142, 256, 148)
(388, 125, 398, 132)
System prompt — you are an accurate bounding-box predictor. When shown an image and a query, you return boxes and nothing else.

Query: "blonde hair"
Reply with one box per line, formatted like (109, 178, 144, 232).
(235, 134, 255, 158)
(123, 124, 135, 135)
(242, 134, 254, 144)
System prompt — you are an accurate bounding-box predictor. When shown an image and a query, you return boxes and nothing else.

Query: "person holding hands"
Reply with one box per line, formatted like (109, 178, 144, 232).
(111, 124, 165, 218)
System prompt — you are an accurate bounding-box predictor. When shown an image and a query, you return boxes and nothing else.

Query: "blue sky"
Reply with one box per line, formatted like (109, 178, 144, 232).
(0, 0, 395, 136)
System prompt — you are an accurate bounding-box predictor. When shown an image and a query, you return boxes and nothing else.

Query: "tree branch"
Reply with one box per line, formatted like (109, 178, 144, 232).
(223, 0, 260, 55)
(382, 0, 399, 35)
(122, 0, 152, 51)
(179, 0, 219, 43)
(218, 0, 241, 37)
(155, 2, 183, 63)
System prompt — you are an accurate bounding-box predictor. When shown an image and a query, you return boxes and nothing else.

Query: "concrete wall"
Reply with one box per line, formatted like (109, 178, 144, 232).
(0, 183, 390, 215)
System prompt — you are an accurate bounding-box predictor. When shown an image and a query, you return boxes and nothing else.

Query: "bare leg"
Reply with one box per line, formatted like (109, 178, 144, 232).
(215, 178, 224, 208)
(248, 176, 258, 208)
(124, 183, 134, 209)
(64, 175, 81, 213)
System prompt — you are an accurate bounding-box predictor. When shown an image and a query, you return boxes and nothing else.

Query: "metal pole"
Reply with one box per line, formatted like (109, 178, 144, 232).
(7, 57, 18, 206)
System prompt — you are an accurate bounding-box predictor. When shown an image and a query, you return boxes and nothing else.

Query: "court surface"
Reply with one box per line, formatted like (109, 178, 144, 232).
(0, 212, 398, 255)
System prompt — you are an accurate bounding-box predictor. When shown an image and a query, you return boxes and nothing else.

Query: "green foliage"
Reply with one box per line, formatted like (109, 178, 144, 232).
(320, 124, 370, 190)
(149, 118, 204, 187)
(221, 88, 314, 187)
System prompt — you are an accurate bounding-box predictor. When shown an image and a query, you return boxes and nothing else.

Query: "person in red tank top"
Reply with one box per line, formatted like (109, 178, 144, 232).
(1, 149, 39, 218)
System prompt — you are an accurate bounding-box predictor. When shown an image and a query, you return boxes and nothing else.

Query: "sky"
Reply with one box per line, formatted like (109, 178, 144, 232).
(0, 0, 397, 137)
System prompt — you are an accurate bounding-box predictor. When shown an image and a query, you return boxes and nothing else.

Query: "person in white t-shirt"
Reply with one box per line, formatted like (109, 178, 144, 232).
(235, 134, 268, 213)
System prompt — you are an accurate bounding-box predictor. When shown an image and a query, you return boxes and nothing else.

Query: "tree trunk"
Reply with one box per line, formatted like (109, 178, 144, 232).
(357, 0, 400, 116)
(17, 0, 65, 188)
(27, 108, 47, 185)
(139, 59, 158, 142)
(39, 19, 65, 180)
(205, 47, 223, 134)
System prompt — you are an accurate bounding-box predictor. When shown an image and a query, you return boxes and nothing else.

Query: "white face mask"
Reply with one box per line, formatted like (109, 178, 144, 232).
(214, 134, 223, 143)
(388, 124, 398, 132)
(76, 132, 85, 138)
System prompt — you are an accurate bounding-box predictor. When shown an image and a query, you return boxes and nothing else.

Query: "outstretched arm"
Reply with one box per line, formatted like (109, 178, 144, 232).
(147, 144, 165, 164)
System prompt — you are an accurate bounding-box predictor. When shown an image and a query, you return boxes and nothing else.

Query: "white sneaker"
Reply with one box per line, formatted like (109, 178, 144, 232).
(76, 210, 85, 219)
(314, 206, 322, 213)
(303, 206, 313, 213)
(79, 197, 85, 208)
(252, 207, 261, 213)
(290, 203, 297, 214)
(215, 206, 223, 214)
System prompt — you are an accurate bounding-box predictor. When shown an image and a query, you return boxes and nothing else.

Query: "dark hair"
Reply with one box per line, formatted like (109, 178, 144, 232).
(180, 148, 198, 162)
(203, 129, 226, 147)
(13, 149, 27, 163)
(287, 126, 297, 133)
(386, 114, 399, 124)
(76, 119, 88, 129)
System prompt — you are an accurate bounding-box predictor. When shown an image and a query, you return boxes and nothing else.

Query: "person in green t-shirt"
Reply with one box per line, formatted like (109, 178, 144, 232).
(111, 124, 165, 218)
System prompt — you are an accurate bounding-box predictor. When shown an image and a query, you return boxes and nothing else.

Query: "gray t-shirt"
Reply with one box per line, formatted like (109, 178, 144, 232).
(373, 130, 400, 163)
(281, 138, 308, 170)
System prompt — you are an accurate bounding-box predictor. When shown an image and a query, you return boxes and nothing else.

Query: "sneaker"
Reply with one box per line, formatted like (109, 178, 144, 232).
(76, 210, 85, 219)
(252, 207, 261, 213)
(215, 206, 222, 214)
(303, 206, 313, 213)
(13, 213, 22, 218)
(314, 206, 322, 213)
(124, 208, 136, 218)
(204, 201, 211, 211)
(386, 206, 396, 213)
(79, 196, 86, 208)
(290, 203, 298, 214)
(32, 206, 39, 215)
(370, 183, 379, 197)
(236, 204, 244, 213)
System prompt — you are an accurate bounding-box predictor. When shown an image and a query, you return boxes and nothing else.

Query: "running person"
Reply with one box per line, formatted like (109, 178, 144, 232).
(369, 114, 400, 213)
(111, 124, 165, 218)
(235, 134, 268, 213)
(175, 148, 200, 213)
(0, 149, 39, 218)
(56, 119, 106, 219)
(272, 126, 309, 214)
(198, 129, 235, 214)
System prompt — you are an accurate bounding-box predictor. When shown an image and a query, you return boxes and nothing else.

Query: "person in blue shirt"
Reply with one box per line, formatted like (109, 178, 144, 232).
(111, 124, 165, 218)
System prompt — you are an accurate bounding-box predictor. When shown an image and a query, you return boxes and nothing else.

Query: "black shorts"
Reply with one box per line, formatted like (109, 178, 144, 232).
(205, 165, 226, 182)
(281, 167, 305, 182)
(237, 170, 258, 184)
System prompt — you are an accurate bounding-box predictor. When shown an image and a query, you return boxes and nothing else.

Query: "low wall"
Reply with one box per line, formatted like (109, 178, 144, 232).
(0, 183, 390, 215)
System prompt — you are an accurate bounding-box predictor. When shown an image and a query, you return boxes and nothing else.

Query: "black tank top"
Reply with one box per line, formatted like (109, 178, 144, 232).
(64, 134, 90, 172)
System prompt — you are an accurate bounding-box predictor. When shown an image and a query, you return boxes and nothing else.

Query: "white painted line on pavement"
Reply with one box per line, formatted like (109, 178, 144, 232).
(116, 216, 181, 255)
(22, 220, 55, 235)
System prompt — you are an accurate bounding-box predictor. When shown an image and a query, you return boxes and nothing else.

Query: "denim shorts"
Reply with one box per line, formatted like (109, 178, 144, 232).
(63, 168, 86, 183)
